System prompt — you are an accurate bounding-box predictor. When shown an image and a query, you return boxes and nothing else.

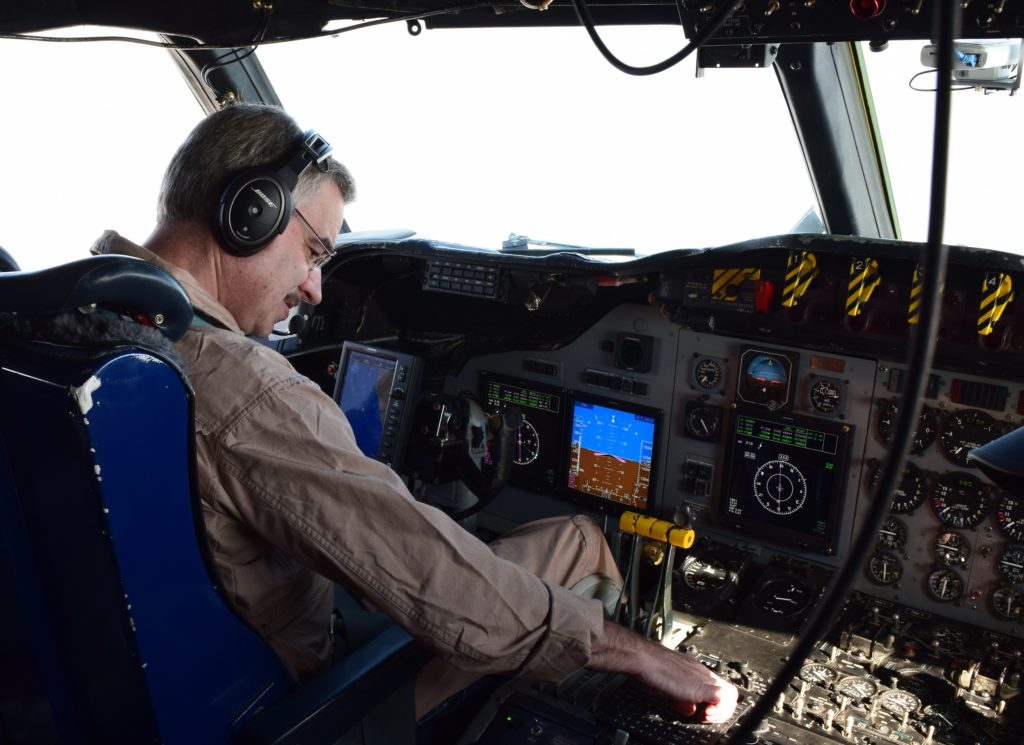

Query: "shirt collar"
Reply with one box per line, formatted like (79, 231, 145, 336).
(90, 230, 243, 334)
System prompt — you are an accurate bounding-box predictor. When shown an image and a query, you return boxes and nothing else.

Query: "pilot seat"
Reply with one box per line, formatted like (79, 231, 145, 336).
(0, 255, 425, 744)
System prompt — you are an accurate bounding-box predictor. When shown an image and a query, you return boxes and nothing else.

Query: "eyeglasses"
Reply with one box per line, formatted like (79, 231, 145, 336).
(293, 207, 336, 271)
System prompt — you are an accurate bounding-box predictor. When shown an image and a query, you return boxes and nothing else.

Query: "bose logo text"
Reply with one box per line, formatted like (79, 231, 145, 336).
(249, 187, 277, 209)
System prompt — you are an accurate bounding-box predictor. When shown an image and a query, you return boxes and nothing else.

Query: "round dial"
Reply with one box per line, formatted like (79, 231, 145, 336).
(680, 555, 731, 592)
(835, 676, 879, 700)
(753, 576, 812, 617)
(930, 472, 989, 528)
(753, 459, 808, 515)
(934, 531, 971, 567)
(939, 409, 998, 467)
(877, 517, 908, 550)
(809, 378, 844, 415)
(922, 704, 964, 734)
(512, 418, 540, 465)
(926, 569, 964, 602)
(867, 551, 903, 585)
(739, 351, 792, 409)
(877, 401, 939, 455)
(693, 357, 723, 390)
(995, 492, 1024, 541)
(996, 545, 1024, 584)
(799, 663, 838, 686)
(878, 689, 921, 717)
(990, 585, 1024, 621)
(871, 461, 928, 514)
(684, 402, 721, 442)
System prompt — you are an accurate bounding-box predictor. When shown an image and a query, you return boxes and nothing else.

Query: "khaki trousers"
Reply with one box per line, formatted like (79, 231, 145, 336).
(414, 514, 622, 718)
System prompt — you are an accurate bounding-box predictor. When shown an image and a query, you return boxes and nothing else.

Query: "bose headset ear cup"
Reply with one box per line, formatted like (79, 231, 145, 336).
(214, 128, 332, 258)
(216, 167, 294, 257)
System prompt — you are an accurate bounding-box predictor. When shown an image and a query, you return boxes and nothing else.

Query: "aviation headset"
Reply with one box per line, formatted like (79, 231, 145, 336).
(215, 129, 334, 256)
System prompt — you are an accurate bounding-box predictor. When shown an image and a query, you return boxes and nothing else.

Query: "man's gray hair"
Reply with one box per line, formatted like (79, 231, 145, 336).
(157, 103, 355, 225)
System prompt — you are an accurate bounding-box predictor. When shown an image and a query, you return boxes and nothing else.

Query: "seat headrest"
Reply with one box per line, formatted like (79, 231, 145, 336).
(0, 255, 192, 341)
(0, 245, 19, 272)
(968, 426, 1024, 495)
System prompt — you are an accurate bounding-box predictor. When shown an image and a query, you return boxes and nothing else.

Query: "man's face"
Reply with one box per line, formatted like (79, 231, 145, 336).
(222, 181, 344, 337)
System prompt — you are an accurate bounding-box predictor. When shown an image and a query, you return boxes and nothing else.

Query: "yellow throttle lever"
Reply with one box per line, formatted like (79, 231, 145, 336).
(619, 511, 695, 549)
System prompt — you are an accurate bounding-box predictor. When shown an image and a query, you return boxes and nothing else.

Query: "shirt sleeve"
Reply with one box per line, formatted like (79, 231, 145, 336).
(205, 372, 606, 681)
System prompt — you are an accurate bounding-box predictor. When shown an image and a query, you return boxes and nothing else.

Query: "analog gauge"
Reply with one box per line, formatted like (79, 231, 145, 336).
(753, 576, 812, 617)
(939, 409, 998, 467)
(512, 418, 540, 466)
(995, 492, 1024, 542)
(753, 459, 808, 515)
(693, 357, 723, 390)
(930, 472, 989, 528)
(996, 545, 1024, 584)
(878, 689, 921, 717)
(934, 531, 971, 567)
(738, 349, 794, 410)
(835, 676, 879, 700)
(989, 585, 1024, 621)
(683, 401, 722, 442)
(809, 377, 845, 415)
(870, 461, 928, 514)
(800, 663, 838, 686)
(926, 569, 964, 602)
(922, 704, 964, 734)
(680, 555, 731, 592)
(877, 517, 908, 551)
(867, 551, 903, 585)
(876, 400, 939, 455)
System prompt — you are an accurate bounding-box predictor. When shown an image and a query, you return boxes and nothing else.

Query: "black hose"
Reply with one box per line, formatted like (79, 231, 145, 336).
(569, 0, 745, 76)
(722, 5, 957, 744)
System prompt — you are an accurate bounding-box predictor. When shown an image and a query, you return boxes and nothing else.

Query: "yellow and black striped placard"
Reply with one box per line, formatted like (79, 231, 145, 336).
(907, 264, 923, 325)
(847, 257, 881, 317)
(712, 267, 761, 302)
(781, 250, 819, 308)
(978, 272, 1014, 336)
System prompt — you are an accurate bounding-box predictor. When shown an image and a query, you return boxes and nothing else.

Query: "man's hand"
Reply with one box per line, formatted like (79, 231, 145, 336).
(589, 619, 739, 723)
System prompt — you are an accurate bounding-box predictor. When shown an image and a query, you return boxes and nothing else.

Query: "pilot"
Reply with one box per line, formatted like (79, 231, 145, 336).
(90, 103, 737, 729)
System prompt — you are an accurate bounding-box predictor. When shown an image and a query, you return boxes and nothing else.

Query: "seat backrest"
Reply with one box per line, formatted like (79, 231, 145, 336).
(0, 260, 291, 744)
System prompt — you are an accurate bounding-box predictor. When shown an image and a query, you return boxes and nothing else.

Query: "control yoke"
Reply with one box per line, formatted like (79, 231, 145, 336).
(414, 392, 523, 520)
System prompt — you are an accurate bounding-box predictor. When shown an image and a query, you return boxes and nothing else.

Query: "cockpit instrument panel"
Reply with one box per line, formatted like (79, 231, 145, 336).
(720, 405, 853, 554)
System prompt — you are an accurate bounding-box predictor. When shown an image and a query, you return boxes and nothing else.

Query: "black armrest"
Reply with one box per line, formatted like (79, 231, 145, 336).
(0, 255, 192, 340)
(235, 624, 430, 745)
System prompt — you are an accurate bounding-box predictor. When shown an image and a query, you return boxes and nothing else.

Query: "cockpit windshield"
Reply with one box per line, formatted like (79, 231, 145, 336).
(1, 23, 1021, 268)
(259, 23, 817, 254)
(862, 39, 1023, 255)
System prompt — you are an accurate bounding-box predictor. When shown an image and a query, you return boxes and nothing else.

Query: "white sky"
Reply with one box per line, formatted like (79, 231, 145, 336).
(0, 23, 1021, 272)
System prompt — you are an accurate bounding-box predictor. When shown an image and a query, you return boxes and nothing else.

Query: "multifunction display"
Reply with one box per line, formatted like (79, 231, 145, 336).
(720, 404, 852, 554)
(481, 371, 565, 492)
(566, 396, 660, 512)
(333, 342, 421, 469)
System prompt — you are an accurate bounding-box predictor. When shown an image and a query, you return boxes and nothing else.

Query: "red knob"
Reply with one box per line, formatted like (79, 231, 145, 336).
(850, 0, 885, 19)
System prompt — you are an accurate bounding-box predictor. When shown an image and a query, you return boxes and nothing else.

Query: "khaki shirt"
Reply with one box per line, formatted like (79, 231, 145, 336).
(91, 232, 604, 683)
